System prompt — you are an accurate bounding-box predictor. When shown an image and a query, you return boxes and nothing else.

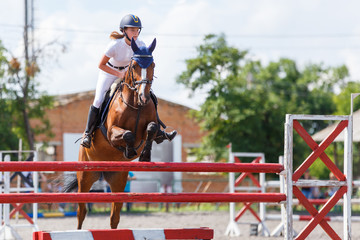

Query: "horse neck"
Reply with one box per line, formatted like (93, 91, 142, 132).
(120, 71, 138, 106)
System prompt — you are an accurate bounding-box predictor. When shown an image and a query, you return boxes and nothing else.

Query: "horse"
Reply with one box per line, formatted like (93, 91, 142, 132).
(65, 38, 159, 229)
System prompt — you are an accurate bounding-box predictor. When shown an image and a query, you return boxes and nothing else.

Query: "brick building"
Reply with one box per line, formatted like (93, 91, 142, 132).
(32, 90, 228, 194)
(33, 90, 202, 162)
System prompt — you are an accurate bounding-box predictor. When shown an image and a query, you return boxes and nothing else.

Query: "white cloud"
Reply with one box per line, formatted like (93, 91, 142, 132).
(1, 0, 360, 109)
(341, 50, 360, 81)
(34, 1, 124, 94)
(242, 1, 291, 34)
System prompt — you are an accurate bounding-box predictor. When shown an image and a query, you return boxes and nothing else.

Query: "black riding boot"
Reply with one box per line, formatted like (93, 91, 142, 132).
(150, 90, 177, 144)
(80, 105, 99, 148)
(154, 129, 177, 144)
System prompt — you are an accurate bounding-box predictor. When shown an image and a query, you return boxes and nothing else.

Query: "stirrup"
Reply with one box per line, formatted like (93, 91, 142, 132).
(80, 134, 92, 148)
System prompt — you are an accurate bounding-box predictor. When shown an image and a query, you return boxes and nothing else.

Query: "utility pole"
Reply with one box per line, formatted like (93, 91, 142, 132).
(24, 0, 29, 66)
(23, 0, 35, 150)
(24, 0, 35, 65)
(30, 0, 35, 61)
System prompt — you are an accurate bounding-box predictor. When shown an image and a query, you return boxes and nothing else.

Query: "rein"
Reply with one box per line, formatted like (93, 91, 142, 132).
(119, 59, 152, 110)
(100, 40, 156, 154)
(102, 84, 144, 153)
(113, 57, 153, 149)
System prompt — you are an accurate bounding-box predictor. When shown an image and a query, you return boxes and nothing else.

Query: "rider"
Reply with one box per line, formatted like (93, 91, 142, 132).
(80, 14, 177, 148)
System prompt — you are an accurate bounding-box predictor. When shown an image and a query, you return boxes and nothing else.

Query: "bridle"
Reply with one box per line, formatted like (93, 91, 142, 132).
(123, 56, 153, 90)
(119, 55, 154, 110)
(113, 55, 154, 148)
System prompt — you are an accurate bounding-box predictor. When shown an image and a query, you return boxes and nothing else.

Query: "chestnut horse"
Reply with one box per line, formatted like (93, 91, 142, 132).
(67, 38, 158, 229)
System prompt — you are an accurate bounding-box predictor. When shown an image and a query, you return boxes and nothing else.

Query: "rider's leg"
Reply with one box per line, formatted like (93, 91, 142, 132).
(150, 91, 177, 144)
(80, 105, 100, 148)
(81, 71, 117, 148)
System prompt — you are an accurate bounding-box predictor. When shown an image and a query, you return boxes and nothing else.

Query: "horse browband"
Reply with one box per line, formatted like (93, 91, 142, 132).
(133, 54, 152, 58)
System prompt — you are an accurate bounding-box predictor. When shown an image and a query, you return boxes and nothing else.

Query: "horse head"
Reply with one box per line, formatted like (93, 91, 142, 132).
(125, 38, 156, 106)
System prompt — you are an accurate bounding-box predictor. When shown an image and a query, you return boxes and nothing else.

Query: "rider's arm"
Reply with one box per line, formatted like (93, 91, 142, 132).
(98, 54, 125, 79)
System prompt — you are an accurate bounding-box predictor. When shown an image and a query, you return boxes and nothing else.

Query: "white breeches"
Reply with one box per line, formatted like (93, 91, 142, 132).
(92, 70, 118, 108)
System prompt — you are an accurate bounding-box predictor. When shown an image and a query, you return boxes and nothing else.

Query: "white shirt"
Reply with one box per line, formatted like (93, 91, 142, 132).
(105, 38, 145, 67)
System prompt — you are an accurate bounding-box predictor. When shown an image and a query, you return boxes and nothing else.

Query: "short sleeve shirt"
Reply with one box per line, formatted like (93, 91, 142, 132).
(124, 171, 134, 193)
(105, 38, 145, 67)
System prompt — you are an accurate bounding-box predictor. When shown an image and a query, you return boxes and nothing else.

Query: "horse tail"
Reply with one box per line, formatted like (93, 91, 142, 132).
(62, 175, 78, 192)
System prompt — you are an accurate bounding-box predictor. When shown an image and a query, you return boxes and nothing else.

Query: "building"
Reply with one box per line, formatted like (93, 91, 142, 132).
(312, 109, 360, 142)
(312, 110, 360, 178)
(31, 90, 227, 194)
(33, 90, 202, 161)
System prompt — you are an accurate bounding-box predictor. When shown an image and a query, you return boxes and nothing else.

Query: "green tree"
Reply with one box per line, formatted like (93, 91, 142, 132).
(333, 81, 360, 115)
(0, 40, 54, 150)
(0, 41, 18, 150)
(177, 34, 348, 167)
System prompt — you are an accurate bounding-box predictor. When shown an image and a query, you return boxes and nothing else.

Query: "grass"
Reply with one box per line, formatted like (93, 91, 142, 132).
(82, 202, 232, 215)
(35, 202, 360, 216)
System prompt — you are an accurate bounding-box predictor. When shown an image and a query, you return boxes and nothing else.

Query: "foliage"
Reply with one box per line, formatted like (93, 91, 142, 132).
(333, 81, 360, 115)
(0, 40, 54, 150)
(177, 34, 350, 169)
(0, 42, 19, 150)
(331, 82, 360, 178)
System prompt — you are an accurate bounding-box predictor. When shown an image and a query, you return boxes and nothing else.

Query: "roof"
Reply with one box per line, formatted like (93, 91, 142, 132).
(311, 110, 360, 142)
(53, 90, 194, 110)
(53, 90, 95, 107)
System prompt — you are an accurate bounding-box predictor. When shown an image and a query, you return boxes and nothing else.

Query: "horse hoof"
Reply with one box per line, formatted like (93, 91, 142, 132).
(139, 150, 151, 162)
(124, 147, 137, 159)
(139, 154, 151, 162)
(123, 130, 135, 145)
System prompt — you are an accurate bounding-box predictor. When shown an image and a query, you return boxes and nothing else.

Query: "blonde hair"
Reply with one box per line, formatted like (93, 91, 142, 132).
(110, 31, 125, 39)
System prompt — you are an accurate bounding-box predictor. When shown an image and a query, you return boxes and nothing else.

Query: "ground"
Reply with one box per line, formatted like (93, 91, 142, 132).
(4, 211, 357, 240)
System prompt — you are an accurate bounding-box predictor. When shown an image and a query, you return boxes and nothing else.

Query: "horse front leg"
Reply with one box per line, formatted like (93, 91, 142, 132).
(77, 171, 101, 229)
(139, 122, 158, 162)
(103, 171, 128, 229)
(108, 126, 137, 159)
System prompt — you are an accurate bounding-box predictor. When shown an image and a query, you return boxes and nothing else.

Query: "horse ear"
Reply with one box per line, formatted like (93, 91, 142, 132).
(131, 38, 140, 53)
(148, 38, 156, 53)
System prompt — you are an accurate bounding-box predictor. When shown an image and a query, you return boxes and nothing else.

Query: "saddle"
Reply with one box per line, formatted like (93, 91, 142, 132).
(98, 89, 112, 127)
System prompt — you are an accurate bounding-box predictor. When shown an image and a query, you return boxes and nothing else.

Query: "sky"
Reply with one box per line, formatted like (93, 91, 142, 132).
(1, 0, 360, 109)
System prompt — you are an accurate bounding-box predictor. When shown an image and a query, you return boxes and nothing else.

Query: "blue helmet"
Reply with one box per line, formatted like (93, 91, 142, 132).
(120, 14, 142, 32)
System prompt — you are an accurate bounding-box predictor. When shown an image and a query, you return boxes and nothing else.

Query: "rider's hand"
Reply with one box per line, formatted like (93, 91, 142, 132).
(117, 71, 125, 79)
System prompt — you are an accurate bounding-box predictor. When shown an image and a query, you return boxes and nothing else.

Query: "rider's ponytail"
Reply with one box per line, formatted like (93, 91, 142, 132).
(110, 31, 125, 39)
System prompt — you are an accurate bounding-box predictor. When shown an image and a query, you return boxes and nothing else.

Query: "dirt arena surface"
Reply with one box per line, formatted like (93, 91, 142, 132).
(6, 211, 359, 239)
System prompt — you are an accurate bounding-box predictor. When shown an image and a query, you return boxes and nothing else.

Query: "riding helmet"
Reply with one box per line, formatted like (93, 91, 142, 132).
(120, 14, 142, 32)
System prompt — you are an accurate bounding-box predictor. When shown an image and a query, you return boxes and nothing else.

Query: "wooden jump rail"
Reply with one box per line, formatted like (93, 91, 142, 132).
(33, 228, 215, 240)
(0, 161, 284, 173)
(0, 192, 286, 204)
(0, 160, 285, 240)
(0, 161, 286, 204)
